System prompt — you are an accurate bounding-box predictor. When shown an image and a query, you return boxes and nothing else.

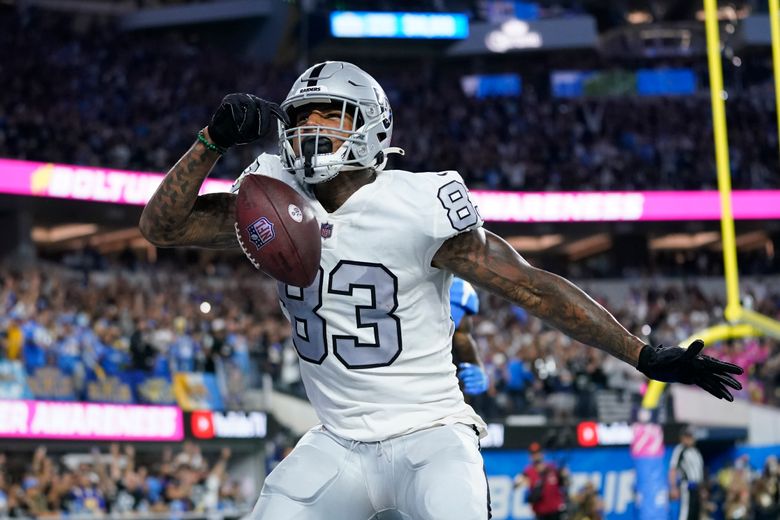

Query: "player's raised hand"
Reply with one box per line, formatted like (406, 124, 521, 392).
(458, 363, 489, 395)
(208, 93, 290, 149)
(637, 339, 743, 401)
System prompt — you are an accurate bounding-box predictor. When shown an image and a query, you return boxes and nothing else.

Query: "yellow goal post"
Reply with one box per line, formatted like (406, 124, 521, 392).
(642, 0, 780, 410)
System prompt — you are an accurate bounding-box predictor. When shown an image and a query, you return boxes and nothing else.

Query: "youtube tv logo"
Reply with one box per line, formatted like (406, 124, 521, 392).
(191, 410, 215, 439)
(577, 421, 633, 447)
(186, 410, 267, 439)
(577, 421, 599, 447)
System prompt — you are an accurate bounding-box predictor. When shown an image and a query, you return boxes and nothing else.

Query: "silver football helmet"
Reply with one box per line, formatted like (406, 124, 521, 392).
(278, 61, 404, 185)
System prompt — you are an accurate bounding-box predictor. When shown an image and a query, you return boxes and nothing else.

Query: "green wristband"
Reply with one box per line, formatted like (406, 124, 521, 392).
(197, 130, 227, 154)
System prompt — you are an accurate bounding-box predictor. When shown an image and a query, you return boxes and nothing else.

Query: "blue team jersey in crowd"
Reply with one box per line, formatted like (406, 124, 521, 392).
(449, 277, 479, 328)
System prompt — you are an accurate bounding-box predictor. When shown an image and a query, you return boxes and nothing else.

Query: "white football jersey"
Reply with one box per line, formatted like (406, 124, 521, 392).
(233, 154, 487, 442)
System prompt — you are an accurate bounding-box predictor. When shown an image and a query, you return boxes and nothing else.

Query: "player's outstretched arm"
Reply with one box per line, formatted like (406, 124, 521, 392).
(433, 228, 743, 400)
(139, 93, 289, 249)
(434, 228, 644, 365)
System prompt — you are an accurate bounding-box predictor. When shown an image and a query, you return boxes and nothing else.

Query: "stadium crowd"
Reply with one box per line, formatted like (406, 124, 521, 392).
(469, 279, 780, 421)
(0, 258, 777, 420)
(0, 258, 285, 407)
(0, 438, 777, 518)
(0, 441, 247, 517)
(708, 454, 780, 520)
(1, 9, 779, 191)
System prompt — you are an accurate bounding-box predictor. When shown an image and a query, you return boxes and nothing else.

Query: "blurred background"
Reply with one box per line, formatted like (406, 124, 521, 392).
(0, 0, 779, 518)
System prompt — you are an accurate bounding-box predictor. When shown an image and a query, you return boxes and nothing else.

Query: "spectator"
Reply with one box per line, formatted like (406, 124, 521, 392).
(722, 455, 752, 519)
(570, 480, 603, 520)
(514, 442, 568, 520)
(129, 318, 156, 372)
(752, 455, 780, 520)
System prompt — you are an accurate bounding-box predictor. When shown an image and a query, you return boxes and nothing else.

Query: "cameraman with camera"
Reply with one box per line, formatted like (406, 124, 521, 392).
(514, 442, 568, 520)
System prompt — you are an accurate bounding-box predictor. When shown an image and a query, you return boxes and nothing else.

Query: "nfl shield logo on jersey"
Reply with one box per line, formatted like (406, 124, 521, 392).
(247, 217, 275, 249)
(320, 222, 333, 239)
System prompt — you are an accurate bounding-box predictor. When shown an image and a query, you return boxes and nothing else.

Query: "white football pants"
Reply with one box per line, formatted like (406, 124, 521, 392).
(250, 423, 491, 520)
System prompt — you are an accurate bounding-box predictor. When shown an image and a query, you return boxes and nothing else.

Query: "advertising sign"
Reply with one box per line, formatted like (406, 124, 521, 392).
(188, 410, 268, 439)
(473, 190, 780, 222)
(484, 448, 636, 519)
(330, 11, 468, 39)
(0, 400, 183, 441)
(631, 423, 668, 520)
(448, 16, 597, 56)
(577, 421, 634, 447)
(0, 159, 231, 205)
(2, 159, 779, 222)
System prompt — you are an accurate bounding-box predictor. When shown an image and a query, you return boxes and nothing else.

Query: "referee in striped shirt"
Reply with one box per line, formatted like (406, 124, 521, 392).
(669, 427, 704, 520)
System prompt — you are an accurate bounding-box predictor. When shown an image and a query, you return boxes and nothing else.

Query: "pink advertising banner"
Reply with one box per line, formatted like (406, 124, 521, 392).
(1, 158, 779, 222)
(0, 158, 232, 204)
(471, 190, 780, 222)
(0, 400, 184, 441)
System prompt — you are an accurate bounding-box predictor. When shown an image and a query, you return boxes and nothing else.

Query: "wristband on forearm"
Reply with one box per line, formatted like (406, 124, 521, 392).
(197, 130, 227, 155)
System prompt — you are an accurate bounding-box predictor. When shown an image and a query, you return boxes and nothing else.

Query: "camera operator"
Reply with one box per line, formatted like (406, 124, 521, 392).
(514, 442, 568, 520)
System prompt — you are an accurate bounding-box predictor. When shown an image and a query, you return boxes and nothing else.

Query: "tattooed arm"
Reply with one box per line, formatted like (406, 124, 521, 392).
(433, 228, 645, 367)
(139, 128, 239, 250)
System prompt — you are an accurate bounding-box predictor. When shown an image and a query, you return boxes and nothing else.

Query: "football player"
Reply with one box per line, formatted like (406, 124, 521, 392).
(139, 61, 743, 520)
(451, 276, 489, 396)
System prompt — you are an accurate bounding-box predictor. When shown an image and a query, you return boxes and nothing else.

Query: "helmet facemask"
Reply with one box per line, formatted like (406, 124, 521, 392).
(278, 61, 403, 185)
(280, 97, 386, 184)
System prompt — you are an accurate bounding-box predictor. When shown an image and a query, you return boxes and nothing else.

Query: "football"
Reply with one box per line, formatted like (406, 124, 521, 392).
(234, 175, 321, 287)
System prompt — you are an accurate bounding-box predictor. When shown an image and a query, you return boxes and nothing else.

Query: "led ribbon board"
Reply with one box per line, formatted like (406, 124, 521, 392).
(2, 159, 779, 222)
(0, 400, 184, 441)
(330, 11, 469, 39)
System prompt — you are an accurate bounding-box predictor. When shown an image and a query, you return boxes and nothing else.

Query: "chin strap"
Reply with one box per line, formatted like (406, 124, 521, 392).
(299, 147, 407, 186)
(374, 147, 405, 171)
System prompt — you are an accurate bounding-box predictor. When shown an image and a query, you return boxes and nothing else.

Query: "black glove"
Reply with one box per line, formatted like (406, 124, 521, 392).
(638, 339, 743, 401)
(207, 93, 290, 149)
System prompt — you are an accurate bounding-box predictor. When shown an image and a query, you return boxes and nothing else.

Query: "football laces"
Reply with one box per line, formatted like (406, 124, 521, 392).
(234, 222, 261, 270)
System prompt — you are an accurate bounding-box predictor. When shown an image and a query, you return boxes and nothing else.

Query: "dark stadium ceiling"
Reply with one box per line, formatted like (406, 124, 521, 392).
(310, 0, 756, 29)
(578, 0, 754, 31)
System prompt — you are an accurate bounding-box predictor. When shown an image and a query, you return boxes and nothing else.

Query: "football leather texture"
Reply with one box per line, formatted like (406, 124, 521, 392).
(234, 175, 321, 287)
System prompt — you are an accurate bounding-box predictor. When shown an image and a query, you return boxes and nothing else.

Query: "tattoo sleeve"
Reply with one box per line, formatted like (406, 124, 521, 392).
(139, 136, 239, 250)
(433, 229, 645, 367)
